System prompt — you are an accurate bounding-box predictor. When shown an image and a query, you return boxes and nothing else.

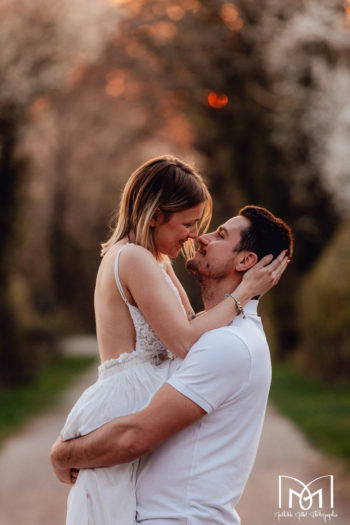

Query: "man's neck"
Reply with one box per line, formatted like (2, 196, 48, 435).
(200, 275, 242, 310)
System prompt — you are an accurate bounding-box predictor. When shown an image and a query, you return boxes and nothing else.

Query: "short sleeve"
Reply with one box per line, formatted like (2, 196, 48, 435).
(167, 328, 251, 414)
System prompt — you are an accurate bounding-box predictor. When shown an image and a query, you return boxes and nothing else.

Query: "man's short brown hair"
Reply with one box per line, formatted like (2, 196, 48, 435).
(235, 205, 293, 260)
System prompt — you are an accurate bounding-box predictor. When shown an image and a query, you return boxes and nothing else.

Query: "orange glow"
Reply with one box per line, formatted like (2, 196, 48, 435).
(143, 21, 177, 43)
(220, 3, 244, 31)
(345, 0, 350, 16)
(105, 70, 125, 97)
(28, 96, 50, 117)
(167, 5, 185, 21)
(221, 3, 239, 23)
(180, 0, 200, 12)
(161, 109, 195, 148)
(108, 0, 130, 5)
(208, 92, 228, 109)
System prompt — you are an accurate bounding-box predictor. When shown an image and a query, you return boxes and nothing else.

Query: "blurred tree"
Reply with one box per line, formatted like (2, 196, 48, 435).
(5, 0, 350, 385)
(298, 219, 350, 382)
(21, 25, 199, 332)
(0, 0, 119, 383)
(0, 107, 28, 383)
(104, 0, 349, 356)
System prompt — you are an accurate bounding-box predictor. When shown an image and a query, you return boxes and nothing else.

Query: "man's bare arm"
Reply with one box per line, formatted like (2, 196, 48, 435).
(51, 384, 205, 483)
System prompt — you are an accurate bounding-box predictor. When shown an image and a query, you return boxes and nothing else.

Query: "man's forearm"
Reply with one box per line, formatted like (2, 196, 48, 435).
(51, 383, 205, 485)
(51, 415, 145, 472)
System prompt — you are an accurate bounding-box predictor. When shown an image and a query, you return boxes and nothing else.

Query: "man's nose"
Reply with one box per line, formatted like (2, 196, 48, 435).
(198, 234, 209, 246)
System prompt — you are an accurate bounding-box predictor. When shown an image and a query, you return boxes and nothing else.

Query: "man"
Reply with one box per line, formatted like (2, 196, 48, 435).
(51, 205, 293, 524)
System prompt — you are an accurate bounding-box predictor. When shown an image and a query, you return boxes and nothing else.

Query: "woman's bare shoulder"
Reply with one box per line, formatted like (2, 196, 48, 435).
(101, 241, 152, 264)
(109, 243, 161, 285)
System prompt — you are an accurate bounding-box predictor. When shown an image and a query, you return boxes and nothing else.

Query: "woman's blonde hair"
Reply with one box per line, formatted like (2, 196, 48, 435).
(101, 155, 212, 260)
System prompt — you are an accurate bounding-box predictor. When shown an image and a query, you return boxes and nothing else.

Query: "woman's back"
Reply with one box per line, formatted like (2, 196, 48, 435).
(95, 241, 181, 364)
(94, 241, 138, 363)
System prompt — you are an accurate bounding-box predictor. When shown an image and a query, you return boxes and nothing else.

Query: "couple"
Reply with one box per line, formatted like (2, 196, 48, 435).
(51, 155, 293, 524)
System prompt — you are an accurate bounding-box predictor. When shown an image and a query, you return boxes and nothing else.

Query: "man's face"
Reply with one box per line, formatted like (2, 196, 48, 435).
(186, 215, 251, 280)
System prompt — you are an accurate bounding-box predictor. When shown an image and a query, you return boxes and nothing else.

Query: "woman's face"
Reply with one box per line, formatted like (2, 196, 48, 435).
(152, 202, 205, 258)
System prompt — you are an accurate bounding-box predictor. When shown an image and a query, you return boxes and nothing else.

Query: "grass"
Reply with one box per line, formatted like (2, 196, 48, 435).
(270, 362, 350, 468)
(0, 354, 96, 444)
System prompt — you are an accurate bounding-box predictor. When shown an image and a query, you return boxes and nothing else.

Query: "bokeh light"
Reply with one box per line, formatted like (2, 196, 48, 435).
(105, 70, 125, 97)
(167, 5, 185, 21)
(221, 3, 244, 31)
(208, 92, 228, 109)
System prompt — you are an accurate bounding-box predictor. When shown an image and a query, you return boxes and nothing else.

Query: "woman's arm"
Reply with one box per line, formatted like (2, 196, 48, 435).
(121, 246, 287, 358)
(162, 260, 196, 320)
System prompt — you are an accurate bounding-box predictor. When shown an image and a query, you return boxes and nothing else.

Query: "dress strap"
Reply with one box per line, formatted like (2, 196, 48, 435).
(114, 243, 134, 305)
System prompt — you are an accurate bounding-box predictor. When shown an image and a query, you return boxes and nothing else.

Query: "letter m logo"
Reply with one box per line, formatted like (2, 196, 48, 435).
(278, 475, 334, 511)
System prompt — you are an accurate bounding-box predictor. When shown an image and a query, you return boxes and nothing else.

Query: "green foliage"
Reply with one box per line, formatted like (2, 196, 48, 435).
(270, 362, 350, 467)
(0, 354, 96, 444)
(298, 220, 350, 382)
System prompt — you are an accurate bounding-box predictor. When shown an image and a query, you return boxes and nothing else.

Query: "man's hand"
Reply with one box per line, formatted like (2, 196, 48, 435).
(50, 436, 75, 485)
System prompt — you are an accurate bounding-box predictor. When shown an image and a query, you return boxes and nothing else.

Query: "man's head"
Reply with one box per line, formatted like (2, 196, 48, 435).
(186, 205, 293, 282)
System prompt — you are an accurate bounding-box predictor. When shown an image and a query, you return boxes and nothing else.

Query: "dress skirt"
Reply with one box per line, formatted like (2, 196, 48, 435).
(61, 353, 169, 525)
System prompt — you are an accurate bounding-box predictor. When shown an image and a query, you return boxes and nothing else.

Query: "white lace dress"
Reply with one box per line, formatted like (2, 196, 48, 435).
(61, 243, 185, 525)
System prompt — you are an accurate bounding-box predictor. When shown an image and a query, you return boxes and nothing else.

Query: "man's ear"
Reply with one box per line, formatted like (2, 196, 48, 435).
(235, 251, 258, 272)
(150, 208, 161, 227)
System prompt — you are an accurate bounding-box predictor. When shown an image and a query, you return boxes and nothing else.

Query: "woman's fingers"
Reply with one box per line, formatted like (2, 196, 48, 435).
(261, 250, 289, 280)
(257, 250, 290, 289)
(273, 256, 290, 282)
(241, 248, 290, 297)
(254, 253, 273, 269)
(266, 249, 288, 269)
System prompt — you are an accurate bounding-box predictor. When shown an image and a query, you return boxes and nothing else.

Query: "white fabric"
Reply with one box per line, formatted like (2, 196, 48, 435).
(61, 243, 184, 525)
(136, 300, 271, 525)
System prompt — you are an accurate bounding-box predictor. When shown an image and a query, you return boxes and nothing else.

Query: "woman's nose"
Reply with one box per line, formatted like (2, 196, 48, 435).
(189, 224, 199, 239)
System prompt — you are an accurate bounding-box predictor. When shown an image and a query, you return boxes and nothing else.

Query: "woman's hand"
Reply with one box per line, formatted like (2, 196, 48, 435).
(237, 250, 289, 301)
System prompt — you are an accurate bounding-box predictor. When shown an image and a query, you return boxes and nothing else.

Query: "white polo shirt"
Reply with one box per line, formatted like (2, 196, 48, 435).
(135, 300, 271, 524)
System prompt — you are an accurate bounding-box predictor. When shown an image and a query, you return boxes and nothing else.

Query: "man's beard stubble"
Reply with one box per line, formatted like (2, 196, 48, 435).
(185, 257, 201, 279)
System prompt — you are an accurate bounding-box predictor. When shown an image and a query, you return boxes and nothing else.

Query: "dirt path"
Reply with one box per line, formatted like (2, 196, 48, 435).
(0, 336, 349, 524)
(237, 404, 350, 524)
(0, 336, 98, 525)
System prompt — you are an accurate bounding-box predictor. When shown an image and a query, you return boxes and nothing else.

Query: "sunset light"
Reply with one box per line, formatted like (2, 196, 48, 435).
(105, 70, 125, 97)
(345, 0, 350, 17)
(166, 5, 185, 21)
(208, 92, 228, 109)
(220, 3, 244, 31)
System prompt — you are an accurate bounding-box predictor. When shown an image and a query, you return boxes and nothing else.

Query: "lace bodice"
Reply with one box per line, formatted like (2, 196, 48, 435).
(103, 243, 186, 368)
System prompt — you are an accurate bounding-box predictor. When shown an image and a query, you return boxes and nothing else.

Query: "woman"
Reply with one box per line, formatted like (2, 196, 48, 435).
(59, 155, 285, 524)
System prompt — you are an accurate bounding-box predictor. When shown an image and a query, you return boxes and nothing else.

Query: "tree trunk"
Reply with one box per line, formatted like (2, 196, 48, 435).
(0, 109, 28, 385)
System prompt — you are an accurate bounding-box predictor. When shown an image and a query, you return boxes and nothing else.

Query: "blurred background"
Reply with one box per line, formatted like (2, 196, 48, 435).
(0, 0, 349, 498)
